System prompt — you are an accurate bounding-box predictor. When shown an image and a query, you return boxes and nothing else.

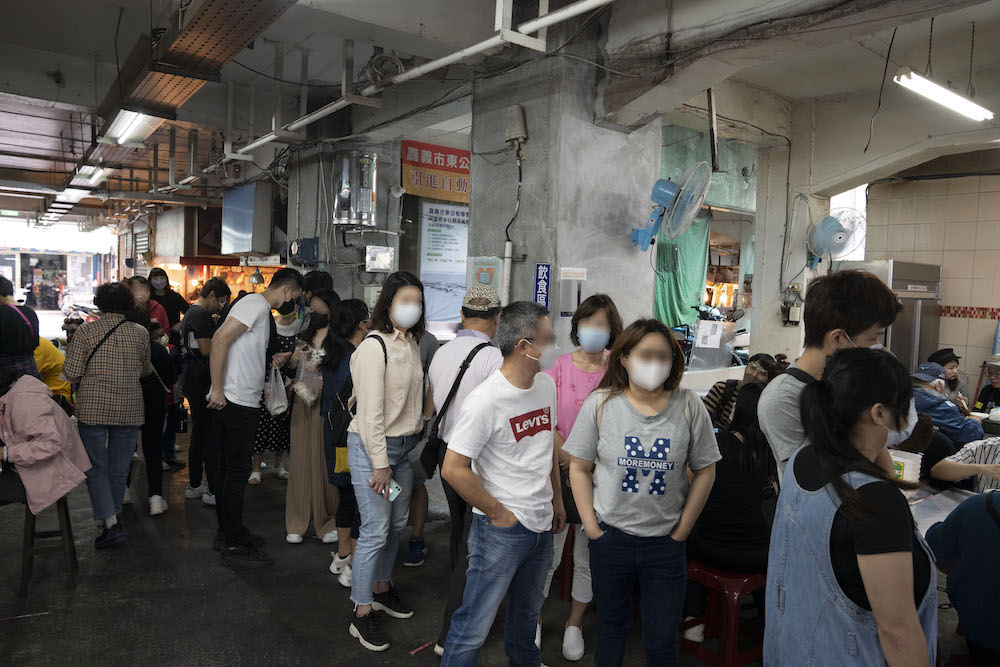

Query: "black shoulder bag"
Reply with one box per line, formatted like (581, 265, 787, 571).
(419, 342, 491, 479)
(70, 319, 126, 394)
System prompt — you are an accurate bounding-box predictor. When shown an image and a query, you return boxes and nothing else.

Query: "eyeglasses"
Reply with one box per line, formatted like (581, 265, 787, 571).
(748, 362, 765, 373)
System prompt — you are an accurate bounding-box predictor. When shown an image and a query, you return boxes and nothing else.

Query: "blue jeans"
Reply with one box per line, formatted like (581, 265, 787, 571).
(442, 514, 553, 667)
(348, 432, 415, 606)
(78, 423, 141, 522)
(589, 523, 687, 667)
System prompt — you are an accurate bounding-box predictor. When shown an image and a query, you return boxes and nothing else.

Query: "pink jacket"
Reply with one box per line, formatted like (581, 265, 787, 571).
(0, 375, 91, 514)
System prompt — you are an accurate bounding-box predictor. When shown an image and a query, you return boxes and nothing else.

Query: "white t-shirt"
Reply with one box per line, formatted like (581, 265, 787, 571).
(223, 293, 271, 407)
(447, 369, 557, 533)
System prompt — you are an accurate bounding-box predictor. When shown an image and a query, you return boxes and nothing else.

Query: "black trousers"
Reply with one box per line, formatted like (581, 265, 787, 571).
(212, 402, 261, 547)
(186, 388, 216, 491)
(437, 459, 474, 645)
(141, 391, 166, 498)
(683, 530, 768, 619)
(968, 639, 1000, 667)
(334, 482, 360, 540)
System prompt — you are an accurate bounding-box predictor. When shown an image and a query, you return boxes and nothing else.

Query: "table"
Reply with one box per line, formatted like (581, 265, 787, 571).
(908, 488, 977, 536)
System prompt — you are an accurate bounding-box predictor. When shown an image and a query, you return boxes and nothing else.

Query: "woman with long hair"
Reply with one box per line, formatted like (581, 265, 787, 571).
(682, 382, 775, 639)
(347, 272, 426, 653)
(565, 319, 719, 665)
(702, 352, 776, 431)
(325, 299, 371, 588)
(284, 288, 341, 544)
(764, 348, 937, 666)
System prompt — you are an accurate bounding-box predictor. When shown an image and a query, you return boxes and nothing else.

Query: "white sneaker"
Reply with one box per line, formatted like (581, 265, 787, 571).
(562, 625, 585, 661)
(161, 461, 169, 471)
(122, 488, 131, 505)
(276, 467, 289, 480)
(337, 564, 352, 588)
(260, 461, 267, 470)
(184, 482, 207, 499)
(201, 491, 216, 506)
(433, 643, 444, 657)
(132, 451, 139, 462)
(286, 533, 303, 544)
(330, 552, 351, 574)
(682, 617, 705, 643)
(535, 622, 542, 650)
(248, 471, 262, 485)
(149, 495, 168, 516)
(321, 530, 339, 544)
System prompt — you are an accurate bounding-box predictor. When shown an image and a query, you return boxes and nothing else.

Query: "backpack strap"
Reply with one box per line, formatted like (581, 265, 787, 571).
(363, 334, 388, 367)
(784, 367, 817, 385)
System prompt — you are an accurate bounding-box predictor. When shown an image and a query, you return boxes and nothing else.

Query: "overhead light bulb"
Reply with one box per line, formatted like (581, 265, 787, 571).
(111, 110, 150, 144)
(893, 68, 994, 122)
(77, 165, 96, 177)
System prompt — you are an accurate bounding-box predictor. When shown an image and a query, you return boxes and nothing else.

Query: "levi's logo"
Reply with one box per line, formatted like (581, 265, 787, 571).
(509, 407, 552, 442)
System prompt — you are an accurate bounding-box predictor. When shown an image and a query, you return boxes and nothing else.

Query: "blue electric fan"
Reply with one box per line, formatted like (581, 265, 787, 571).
(632, 161, 712, 252)
(806, 207, 867, 268)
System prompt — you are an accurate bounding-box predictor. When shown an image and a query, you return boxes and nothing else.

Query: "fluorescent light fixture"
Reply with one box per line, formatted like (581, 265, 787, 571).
(177, 175, 199, 185)
(87, 167, 115, 186)
(77, 165, 96, 177)
(50, 202, 74, 209)
(1, 209, 18, 216)
(893, 68, 995, 121)
(108, 109, 150, 144)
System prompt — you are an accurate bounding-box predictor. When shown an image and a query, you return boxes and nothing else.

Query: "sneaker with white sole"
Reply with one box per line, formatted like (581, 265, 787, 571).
(372, 584, 413, 619)
(276, 467, 289, 480)
(682, 617, 705, 643)
(330, 553, 353, 587)
(161, 461, 169, 471)
(321, 530, 339, 544)
(562, 624, 585, 661)
(535, 622, 542, 649)
(122, 488, 131, 505)
(349, 611, 389, 652)
(149, 495, 168, 516)
(184, 482, 207, 499)
(433, 643, 445, 657)
(286, 533, 303, 544)
(338, 564, 352, 588)
(248, 471, 262, 485)
(201, 491, 216, 506)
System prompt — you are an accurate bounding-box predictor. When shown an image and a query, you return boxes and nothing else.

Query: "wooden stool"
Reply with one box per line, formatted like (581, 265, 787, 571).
(20, 497, 79, 597)
(680, 560, 765, 667)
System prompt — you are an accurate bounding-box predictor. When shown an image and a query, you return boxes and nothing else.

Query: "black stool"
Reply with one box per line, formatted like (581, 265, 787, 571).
(20, 497, 79, 597)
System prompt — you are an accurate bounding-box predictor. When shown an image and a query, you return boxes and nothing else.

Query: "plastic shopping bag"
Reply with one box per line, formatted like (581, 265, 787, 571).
(264, 366, 288, 416)
(293, 350, 324, 406)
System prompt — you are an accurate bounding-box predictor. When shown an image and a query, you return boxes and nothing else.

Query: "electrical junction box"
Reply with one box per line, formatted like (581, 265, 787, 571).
(289, 237, 319, 265)
(365, 245, 395, 273)
(363, 285, 383, 310)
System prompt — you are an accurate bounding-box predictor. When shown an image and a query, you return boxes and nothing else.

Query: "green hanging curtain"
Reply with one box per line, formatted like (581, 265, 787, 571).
(653, 214, 711, 327)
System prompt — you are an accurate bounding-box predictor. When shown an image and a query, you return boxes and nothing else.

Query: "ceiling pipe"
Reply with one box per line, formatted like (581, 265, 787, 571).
(233, 0, 616, 154)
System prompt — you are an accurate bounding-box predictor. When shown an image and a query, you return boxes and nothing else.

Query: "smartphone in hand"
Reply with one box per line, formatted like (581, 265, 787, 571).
(369, 475, 403, 501)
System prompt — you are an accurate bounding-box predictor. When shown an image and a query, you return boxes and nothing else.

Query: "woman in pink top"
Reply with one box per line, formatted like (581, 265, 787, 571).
(540, 294, 623, 661)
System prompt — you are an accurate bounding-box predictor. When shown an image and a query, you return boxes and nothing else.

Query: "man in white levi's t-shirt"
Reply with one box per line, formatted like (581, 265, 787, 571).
(441, 301, 566, 667)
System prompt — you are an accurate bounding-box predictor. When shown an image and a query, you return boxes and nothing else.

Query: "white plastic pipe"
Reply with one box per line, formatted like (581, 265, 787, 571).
(517, 0, 614, 34)
(501, 240, 513, 306)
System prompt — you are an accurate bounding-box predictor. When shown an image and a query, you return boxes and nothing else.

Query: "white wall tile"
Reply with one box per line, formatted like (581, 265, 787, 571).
(967, 346, 993, 376)
(889, 198, 916, 224)
(946, 194, 980, 223)
(866, 251, 887, 261)
(979, 191, 1000, 220)
(869, 182, 891, 200)
(942, 250, 974, 279)
(867, 199, 888, 226)
(915, 196, 950, 224)
(887, 224, 915, 251)
(913, 250, 943, 266)
(949, 176, 981, 194)
(976, 221, 1000, 250)
(973, 250, 1000, 281)
(972, 278, 1000, 304)
(914, 223, 944, 250)
(941, 278, 973, 306)
(896, 180, 948, 197)
(867, 225, 887, 252)
(980, 175, 1000, 193)
(943, 222, 978, 250)
(968, 317, 999, 349)
(939, 316, 969, 347)
(888, 250, 915, 262)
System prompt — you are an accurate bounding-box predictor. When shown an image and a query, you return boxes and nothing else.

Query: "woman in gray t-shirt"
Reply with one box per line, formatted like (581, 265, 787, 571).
(565, 318, 720, 666)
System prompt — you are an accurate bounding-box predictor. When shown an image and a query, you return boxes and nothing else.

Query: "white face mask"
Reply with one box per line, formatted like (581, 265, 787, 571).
(628, 358, 672, 392)
(884, 399, 918, 449)
(578, 327, 611, 354)
(390, 303, 422, 330)
(845, 331, 883, 351)
(156, 335, 169, 347)
(524, 340, 560, 371)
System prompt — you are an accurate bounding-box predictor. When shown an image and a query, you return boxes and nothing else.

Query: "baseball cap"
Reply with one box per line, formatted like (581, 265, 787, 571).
(462, 284, 501, 313)
(912, 361, 946, 383)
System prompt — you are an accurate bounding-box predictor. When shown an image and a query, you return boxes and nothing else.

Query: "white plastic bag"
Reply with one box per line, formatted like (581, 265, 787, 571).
(293, 349, 324, 406)
(264, 366, 288, 416)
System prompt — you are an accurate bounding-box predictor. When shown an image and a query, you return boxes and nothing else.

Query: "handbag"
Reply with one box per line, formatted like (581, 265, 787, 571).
(419, 342, 492, 479)
(263, 366, 289, 416)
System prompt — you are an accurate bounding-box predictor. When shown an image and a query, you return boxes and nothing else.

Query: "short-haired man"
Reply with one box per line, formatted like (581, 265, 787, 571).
(441, 301, 566, 666)
(180, 277, 231, 505)
(912, 362, 984, 445)
(758, 269, 901, 472)
(426, 285, 505, 655)
(208, 268, 303, 568)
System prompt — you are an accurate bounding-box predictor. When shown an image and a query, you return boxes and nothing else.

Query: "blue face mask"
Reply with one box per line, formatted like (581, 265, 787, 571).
(578, 327, 610, 353)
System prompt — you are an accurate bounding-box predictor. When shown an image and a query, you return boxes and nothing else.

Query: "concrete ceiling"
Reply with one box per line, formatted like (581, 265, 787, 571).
(735, 1, 1000, 100)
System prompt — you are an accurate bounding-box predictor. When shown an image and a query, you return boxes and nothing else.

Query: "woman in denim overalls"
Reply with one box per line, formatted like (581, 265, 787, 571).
(765, 348, 937, 666)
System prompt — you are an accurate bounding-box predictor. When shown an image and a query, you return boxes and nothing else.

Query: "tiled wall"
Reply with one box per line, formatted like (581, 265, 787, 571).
(867, 175, 1000, 378)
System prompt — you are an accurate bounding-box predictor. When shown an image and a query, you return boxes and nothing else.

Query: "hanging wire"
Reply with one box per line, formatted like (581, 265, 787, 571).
(864, 27, 898, 154)
(925, 18, 934, 79)
(967, 22, 976, 98)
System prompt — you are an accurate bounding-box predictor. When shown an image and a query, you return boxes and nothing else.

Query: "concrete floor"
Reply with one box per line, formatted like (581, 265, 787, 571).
(0, 434, 969, 666)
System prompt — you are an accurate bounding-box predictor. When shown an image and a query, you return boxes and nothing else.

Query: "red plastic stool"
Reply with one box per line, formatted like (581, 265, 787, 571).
(679, 560, 765, 667)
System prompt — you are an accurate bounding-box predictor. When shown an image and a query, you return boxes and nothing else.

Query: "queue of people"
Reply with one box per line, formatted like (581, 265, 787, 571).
(6, 262, 1000, 666)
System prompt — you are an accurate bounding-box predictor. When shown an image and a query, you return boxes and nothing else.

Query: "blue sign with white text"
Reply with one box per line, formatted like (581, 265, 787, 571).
(534, 263, 551, 309)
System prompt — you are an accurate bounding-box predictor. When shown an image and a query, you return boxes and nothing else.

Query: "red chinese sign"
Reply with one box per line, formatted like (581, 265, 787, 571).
(401, 140, 471, 204)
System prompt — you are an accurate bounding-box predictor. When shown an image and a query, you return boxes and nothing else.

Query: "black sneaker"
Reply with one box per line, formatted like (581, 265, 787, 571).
(95, 524, 127, 549)
(349, 611, 390, 652)
(220, 545, 274, 569)
(372, 584, 414, 619)
(240, 526, 267, 549)
(164, 457, 186, 469)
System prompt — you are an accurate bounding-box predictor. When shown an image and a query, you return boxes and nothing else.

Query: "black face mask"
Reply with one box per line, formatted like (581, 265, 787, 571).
(277, 299, 297, 315)
(309, 313, 329, 328)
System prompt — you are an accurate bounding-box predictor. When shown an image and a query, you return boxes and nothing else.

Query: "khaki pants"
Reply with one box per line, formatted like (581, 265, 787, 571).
(285, 395, 338, 537)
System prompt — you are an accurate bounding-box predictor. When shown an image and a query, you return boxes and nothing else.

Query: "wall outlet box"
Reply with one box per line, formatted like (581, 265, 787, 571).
(363, 285, 383, 309)
(289, 237, 319, 265)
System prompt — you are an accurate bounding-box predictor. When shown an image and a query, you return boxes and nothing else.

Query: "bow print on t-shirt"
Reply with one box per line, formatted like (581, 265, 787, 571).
(618, 436, 674, 495)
